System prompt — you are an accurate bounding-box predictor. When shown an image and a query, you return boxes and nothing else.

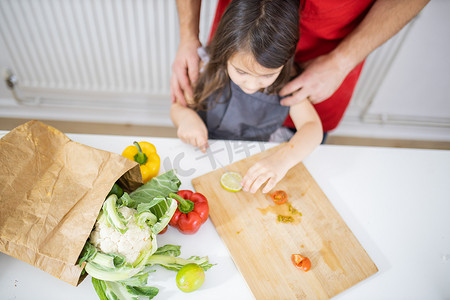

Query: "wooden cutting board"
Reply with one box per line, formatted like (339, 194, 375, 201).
(192, 144, 378, 299)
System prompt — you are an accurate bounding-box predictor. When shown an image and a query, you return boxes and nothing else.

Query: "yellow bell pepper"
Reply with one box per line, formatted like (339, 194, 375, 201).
(122, 141, 160, 183)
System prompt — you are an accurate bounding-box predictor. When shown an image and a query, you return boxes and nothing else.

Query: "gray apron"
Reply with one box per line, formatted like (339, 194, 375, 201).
(198, 80, 289, 141)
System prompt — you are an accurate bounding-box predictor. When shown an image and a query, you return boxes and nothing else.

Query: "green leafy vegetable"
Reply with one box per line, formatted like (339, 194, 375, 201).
(108, 183, 124, 198)
(146, 245, 215, 271)
(153, 244, 181, 257)
(131, 233, 158, 268)
(78, 241, 98, 267)
(79, 170, 214, 300)
(136, 211, 158, 227)
(136, 197, 177, 235)
(85, 262, 145, 282)
(92, 277, 159, 300)
(130, 170, 181, 207)
(117, 192, 136, 208)
(119, 272, 152, 287)
(90, 252, 125, 269)
(126, 285, 159, 298)
(92, 278, 109, 300)
(147, 255, 214, 272)
(102, 194, 128, 234)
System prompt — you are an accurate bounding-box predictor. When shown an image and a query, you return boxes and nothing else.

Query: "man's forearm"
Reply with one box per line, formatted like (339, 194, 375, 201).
(176, 0, 202, 43)
(333, 0, 430, 73)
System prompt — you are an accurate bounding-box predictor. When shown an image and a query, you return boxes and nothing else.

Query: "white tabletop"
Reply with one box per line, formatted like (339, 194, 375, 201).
(1, 132, 449, 300)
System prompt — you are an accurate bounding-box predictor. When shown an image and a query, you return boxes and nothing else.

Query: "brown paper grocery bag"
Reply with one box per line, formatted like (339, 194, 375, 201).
(0, 120, 142, 286)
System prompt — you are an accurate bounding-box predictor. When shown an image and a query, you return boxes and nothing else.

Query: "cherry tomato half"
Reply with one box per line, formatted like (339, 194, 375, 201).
(270, 190, 288, 205)
(291, 254, 311, 272)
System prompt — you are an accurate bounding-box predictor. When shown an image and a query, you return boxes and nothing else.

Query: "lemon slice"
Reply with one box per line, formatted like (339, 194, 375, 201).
(220, 172, 243, 192)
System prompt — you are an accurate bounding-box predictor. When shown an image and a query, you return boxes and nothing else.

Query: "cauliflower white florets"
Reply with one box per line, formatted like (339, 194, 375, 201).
(89, 206, 152, 264)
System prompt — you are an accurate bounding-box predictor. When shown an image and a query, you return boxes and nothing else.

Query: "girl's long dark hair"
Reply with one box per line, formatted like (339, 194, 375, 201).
(192, 0, 300, 110)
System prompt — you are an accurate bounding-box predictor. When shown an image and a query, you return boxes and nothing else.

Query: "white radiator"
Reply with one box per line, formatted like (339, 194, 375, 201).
(0, 0, 217, 126)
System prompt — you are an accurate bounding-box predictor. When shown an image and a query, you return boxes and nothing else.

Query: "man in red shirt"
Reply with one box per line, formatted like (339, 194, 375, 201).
(171, 0, 429, 135)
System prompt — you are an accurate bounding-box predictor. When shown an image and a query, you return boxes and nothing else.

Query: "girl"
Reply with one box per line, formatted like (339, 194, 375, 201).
(171, 0, 323, 194)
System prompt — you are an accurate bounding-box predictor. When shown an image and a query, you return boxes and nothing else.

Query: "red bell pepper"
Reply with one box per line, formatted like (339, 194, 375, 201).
(169, 190, 209, 234)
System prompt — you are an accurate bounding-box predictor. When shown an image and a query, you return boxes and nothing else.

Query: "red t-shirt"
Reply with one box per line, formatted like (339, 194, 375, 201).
(209, 0, 374, 132)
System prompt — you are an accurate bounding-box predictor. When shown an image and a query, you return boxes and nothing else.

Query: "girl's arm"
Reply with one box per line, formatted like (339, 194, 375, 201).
(170, 102, 209, 152)
(241, 101, 322, 193)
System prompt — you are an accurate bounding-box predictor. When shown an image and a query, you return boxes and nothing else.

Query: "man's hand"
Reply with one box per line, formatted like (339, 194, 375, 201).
(170, 39, 202, 106)
(171, 0, 202, 106)
(279, 53, 349, 106)
(279, 0, 430, 107)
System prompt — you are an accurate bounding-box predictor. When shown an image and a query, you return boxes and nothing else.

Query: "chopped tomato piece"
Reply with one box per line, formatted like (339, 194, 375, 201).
(291, 254, 311, 272)
(270, 190, 287, 205)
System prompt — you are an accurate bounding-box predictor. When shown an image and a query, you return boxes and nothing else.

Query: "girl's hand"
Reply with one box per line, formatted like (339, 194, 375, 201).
(279, 52, 350, 106)
(177, 116, 209, 153)
(241, 153, 291, 194)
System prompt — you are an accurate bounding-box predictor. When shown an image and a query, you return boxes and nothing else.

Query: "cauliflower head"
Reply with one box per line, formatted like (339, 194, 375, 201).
(89, 206, 156, 265)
